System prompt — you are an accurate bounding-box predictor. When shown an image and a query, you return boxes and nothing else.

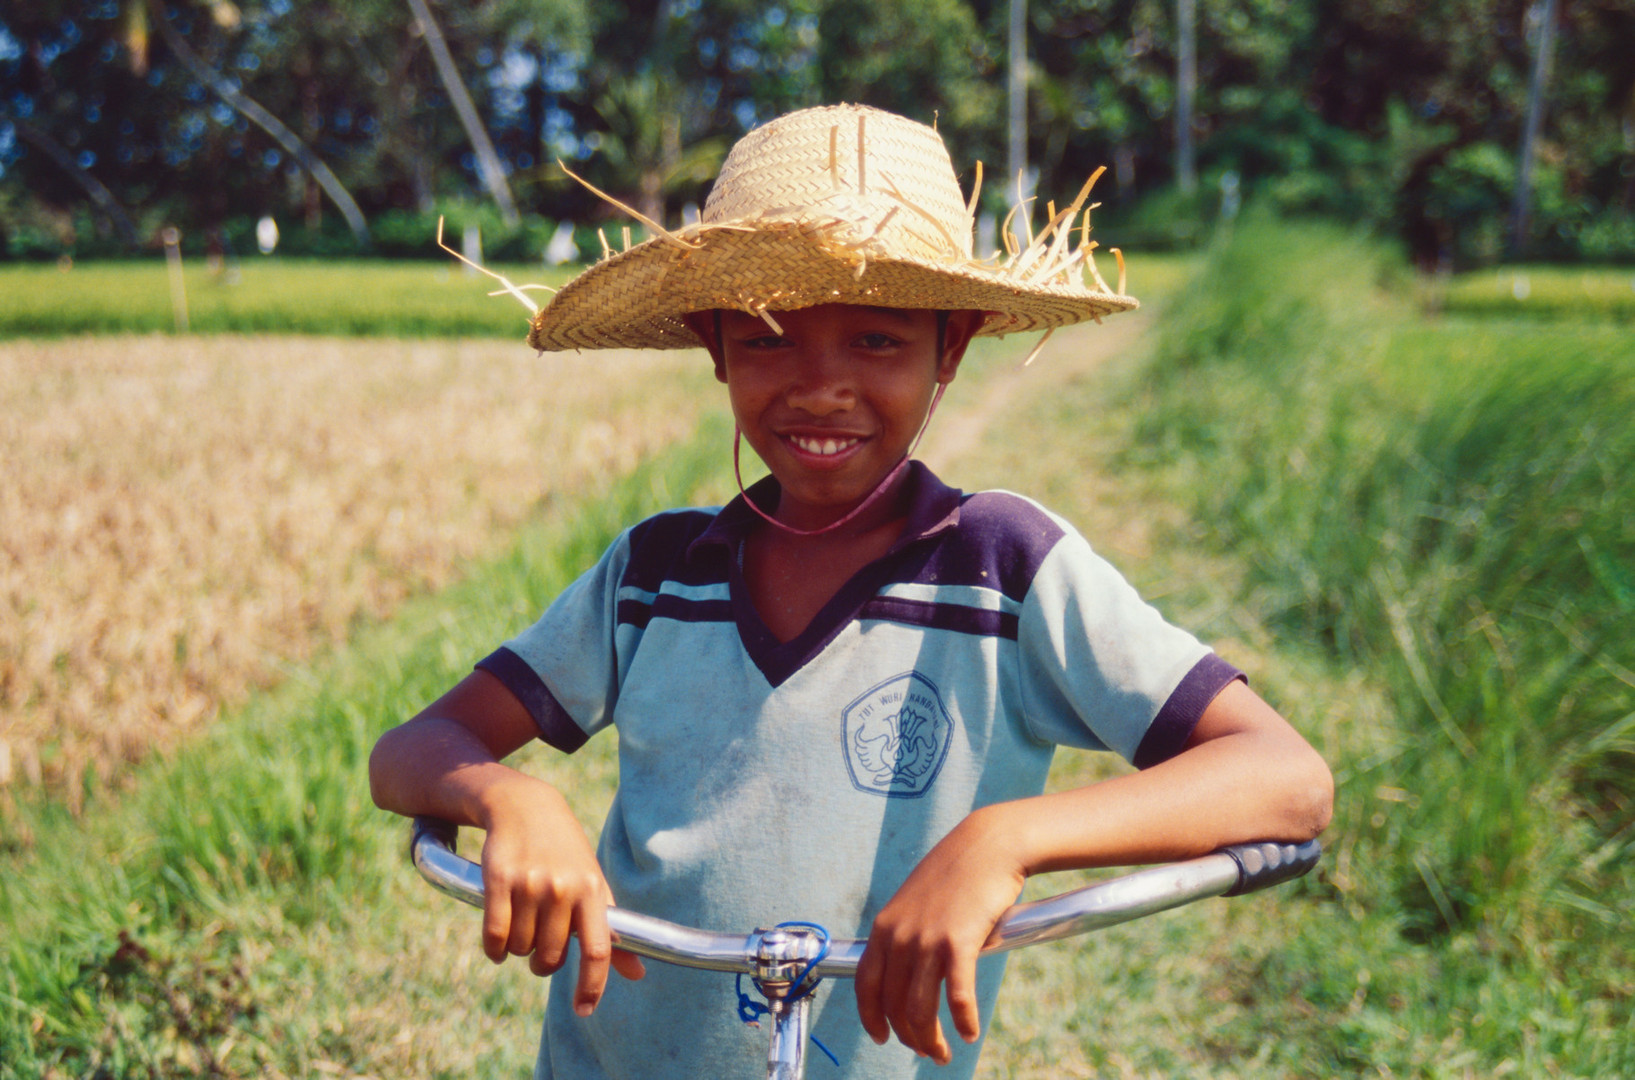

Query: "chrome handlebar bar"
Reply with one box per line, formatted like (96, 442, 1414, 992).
(409, 817, 1320, 977)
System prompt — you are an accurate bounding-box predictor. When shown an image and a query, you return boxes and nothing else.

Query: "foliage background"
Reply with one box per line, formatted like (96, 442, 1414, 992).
(3, 0, 1634, 266)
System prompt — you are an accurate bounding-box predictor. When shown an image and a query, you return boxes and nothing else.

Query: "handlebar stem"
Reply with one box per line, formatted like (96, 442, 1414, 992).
(764, 996, 812, 1080)
(753, 924, 827, 1000)
(753, 925, 828, 1080)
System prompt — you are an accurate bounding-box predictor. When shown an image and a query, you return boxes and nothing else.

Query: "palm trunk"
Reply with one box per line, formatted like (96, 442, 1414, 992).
(9, 117, 143, 249)
(1176, 0, 1197, 195)
(149, 2, 371, 247)
(1509, 0, 1560, 257)
(404, 0, 520, 227)
(1008, 0, 1029, 208)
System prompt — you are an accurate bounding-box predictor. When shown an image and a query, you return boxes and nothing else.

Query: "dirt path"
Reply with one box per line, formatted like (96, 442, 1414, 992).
(916, 311, 1155, 475)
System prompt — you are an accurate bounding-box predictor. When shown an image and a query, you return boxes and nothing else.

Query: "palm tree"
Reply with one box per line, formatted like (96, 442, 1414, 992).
(591, 72, 725, 229)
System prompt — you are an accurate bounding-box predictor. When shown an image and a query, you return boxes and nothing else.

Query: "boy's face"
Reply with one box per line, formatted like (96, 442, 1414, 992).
(686, 304, 982, 529)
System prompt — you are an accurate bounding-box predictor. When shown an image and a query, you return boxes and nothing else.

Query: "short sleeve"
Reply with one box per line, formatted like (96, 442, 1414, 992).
(476, 528, 633, 752)
(1016, 525, 1232, 766)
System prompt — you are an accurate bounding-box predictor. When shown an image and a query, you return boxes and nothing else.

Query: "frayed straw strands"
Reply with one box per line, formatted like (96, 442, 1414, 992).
(517, 104, 1136, 353)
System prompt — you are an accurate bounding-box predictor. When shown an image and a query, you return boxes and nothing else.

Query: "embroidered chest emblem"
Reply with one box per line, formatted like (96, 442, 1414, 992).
(841, 671, 953, 798)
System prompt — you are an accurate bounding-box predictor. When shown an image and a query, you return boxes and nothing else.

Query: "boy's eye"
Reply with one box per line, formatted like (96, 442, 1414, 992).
(738, 334, 789, 351)
(853, 332, 904, 351)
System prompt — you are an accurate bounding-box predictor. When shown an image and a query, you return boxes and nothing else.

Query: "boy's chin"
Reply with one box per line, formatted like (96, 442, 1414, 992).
(772, 468, 910, 526)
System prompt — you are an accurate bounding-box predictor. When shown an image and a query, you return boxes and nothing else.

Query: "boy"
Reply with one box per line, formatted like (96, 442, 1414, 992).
(370, 104, 1331, 1079)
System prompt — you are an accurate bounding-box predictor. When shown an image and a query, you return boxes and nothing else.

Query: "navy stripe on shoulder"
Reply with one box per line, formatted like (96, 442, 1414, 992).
(894, 491, 1065, 601)
(618, 593, 735, 629)
(475, 646, 588, 754)
(1132, 653, 1246, 769)
(616, 598, 653, 630)
(624, 508, 728, 592)
(652, 594, 734, 624)
(859, 597, 1019, 639)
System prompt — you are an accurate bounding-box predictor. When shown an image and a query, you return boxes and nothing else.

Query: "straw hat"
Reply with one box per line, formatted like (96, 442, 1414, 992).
(527, 103, 1137, 352)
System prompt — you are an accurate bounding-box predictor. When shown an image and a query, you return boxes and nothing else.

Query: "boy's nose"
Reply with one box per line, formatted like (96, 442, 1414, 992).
(784, 351, 855, 416)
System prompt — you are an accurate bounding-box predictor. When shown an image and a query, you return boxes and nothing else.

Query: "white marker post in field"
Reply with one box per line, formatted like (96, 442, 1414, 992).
(162, 227, 189, 334)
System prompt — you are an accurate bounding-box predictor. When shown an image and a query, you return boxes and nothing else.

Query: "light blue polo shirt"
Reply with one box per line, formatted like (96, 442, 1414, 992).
(478, 463, 1241, 1080)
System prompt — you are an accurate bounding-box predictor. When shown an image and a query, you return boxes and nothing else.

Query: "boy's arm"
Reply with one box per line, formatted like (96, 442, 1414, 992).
(369, 670, 643, 1013)
(853, 679, 1332, 1064)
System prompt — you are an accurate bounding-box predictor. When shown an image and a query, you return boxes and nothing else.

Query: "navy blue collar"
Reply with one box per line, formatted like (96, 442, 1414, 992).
(686, 460, 964, 563)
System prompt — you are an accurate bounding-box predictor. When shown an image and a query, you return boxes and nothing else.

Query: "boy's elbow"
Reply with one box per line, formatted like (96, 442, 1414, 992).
(367, 740, 389, 811)
(367, 727, 407, 813)
(1285, 749, 1334, 841)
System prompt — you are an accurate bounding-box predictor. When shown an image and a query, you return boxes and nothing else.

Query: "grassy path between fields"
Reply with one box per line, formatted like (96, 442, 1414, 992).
(1011, 217, 1633, 1079)
(955, 307, 1353, 1080)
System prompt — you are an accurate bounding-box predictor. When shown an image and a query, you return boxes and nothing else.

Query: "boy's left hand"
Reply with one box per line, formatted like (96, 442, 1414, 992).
(854, 807, 1025, 1064)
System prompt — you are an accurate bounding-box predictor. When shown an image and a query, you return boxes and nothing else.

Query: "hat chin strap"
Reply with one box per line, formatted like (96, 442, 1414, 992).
(733, 382, 948, 538)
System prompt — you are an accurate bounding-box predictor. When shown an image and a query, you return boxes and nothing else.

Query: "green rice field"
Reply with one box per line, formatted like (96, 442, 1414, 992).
(1439, 263, 1635, 321)
(0, 259, 569, 339)
(0, 248, 1194, 341)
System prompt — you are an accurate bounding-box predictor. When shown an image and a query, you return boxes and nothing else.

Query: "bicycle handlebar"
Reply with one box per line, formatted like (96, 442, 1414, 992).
(409, 817, 1319, 977)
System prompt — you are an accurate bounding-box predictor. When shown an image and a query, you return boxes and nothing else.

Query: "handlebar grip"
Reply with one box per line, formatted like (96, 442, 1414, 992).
(411, 814, 459, 857)
(1219, 839, 1321, 896)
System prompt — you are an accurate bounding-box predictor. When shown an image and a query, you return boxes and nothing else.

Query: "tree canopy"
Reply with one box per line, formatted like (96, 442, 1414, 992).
(2, 0, 1632, 264)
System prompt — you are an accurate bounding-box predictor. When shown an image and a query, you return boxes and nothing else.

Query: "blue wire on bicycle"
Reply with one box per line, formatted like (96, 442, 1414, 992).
(771, 920, 830, 1005)
(807, 1032, 841, 1067)
(734, 974, 770, 1025)
(808, 1031, 841, 1067)
(734, 920, 841, 1067)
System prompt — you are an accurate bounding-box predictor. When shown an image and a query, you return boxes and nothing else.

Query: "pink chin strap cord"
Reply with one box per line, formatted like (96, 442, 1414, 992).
(732, 382, 948, 538)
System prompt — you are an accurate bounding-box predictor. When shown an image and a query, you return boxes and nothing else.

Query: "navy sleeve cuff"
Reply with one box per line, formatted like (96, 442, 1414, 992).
(1132, 653, 1246, 769)
(475, 646, 589, 754)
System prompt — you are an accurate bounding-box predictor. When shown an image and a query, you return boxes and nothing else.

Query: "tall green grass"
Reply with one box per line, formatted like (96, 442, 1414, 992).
(1125, 211, 1634, 1072)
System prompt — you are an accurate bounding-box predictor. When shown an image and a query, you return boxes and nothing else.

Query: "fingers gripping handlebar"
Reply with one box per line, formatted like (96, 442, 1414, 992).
(408, 817, 1320, 975)
(410, 818, 1318, 1080)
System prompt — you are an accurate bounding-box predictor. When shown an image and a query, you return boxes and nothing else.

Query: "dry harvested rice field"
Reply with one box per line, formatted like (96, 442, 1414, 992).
(0, 334, 713, 806)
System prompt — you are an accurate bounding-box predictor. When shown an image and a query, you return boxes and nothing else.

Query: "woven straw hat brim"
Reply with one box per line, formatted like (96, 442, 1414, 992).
(527, 223, 1139, 352)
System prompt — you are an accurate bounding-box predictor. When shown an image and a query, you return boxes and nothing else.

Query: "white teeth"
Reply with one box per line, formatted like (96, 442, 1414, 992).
(791, 435, 856, 456)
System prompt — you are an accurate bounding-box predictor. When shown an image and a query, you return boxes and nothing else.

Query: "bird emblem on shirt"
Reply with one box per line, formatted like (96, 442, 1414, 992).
(852, 703, 941, 783)
(841, 671, 953, 797)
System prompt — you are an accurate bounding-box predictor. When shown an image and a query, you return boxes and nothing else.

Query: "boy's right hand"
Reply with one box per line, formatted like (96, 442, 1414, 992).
(476, 780, 646, 1014)
(369, 671, 646, 1015)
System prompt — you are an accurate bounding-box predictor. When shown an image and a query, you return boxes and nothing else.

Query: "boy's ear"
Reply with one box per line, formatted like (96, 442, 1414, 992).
(681, 311, 728, 382)
(937, 310, 987, 384)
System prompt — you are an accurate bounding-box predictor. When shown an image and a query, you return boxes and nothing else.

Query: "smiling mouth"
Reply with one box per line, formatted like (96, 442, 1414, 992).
(787, 434, 863, 457)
